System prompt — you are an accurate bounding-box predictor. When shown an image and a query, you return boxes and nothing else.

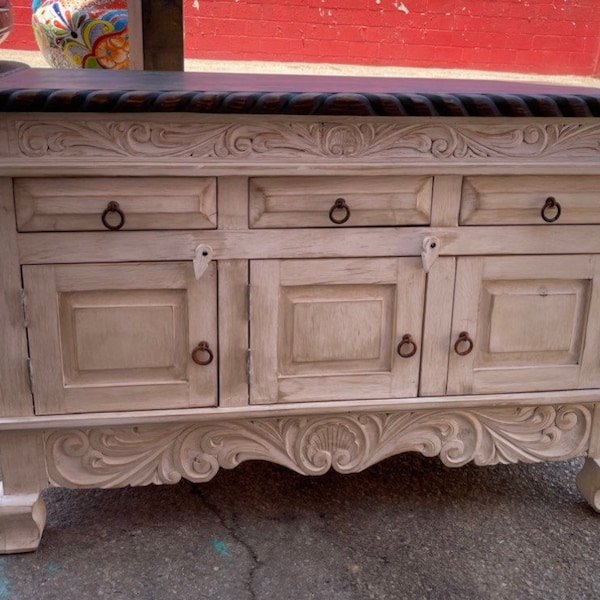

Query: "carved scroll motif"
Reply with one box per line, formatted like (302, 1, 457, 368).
(45, 405, 592, 489)
(16, 121, 600, 161)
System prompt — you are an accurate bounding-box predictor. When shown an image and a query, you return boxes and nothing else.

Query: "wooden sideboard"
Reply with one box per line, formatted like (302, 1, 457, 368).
(2, 65, 600, 553)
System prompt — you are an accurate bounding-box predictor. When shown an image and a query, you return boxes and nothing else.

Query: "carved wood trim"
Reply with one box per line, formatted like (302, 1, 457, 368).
(0, 81, 599, 118)
(45, 404, 592, 489)
(12, 121, 600, 163)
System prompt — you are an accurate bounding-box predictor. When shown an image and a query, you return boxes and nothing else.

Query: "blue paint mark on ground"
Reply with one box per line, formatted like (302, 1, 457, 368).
(212, 539, 232, 559)
(0, 563, 12, 598)
(47, 563, 61, 575)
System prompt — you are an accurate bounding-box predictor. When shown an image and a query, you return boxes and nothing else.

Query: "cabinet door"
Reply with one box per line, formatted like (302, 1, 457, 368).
(447, 255, 600, 395)
(250, 258, 426, 404)
(23, 262, 217, 414)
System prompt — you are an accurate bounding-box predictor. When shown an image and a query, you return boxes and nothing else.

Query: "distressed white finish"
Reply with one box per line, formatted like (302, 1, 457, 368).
(1, 111, 600, 554)
(249, 258, 426, 403)
(0, 483, 46, 554)
(14, 177, 217, 231)
(45, 405, 592, 488)
(249, 175, 432, 228)
(22, 262, 218, 414)
(447, 255, 600, 395)
(7, 118, 600, 164)
(460, 175, 600, 225)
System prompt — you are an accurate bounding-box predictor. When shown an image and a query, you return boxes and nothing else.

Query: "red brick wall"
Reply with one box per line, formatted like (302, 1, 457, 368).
(4, 0, 35, 51)
(5, 0, 600, 76)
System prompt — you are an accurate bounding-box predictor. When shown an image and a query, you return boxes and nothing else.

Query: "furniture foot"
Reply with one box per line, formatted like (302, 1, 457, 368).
(0, 483, 47, 553)
(576, 458, 600, 512)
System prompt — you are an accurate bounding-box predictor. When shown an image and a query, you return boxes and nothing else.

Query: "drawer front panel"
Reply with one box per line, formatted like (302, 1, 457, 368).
(249, 176, 432, 228)
(15, 177, 217, 231)
(23, 262, 218, 414)
(250, 257, 426, 404)
(460, 176, 600, 225)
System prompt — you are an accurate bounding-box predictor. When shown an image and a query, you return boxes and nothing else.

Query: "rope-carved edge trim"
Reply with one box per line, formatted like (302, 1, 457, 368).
(1, 89, 600, 117)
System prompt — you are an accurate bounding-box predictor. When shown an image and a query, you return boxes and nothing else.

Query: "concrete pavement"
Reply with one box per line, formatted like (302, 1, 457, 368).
(1, 454, 599, 599)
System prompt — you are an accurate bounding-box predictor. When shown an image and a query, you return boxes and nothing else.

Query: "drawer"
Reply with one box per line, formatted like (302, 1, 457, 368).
(249, 176, 432, 228)
(14, 177, 217, 231)
(460, 176, 600, 225)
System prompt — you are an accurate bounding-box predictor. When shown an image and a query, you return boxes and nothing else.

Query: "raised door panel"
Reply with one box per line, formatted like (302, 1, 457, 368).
(23, 262, 217, 414)
(250, 258, 426, 404)
(447, 255, 600, 395)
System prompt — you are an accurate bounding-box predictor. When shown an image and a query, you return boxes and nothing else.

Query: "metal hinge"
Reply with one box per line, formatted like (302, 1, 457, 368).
(246, 283, 251, 321)
(20, 288, 29, 328)
(26, 358, 35, 396)
(246, 280, 252, 387)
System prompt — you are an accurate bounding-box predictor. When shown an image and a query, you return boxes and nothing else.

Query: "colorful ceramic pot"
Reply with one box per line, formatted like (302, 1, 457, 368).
(0, 0, 14, 46)
(31, 0, 129, 69)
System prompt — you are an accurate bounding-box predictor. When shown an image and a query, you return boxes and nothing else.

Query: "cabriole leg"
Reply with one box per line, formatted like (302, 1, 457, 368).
(0, 483, 46, 554)
(0, 431, 48, 553)
(577, 458, 600, 512)
(577, 404, 600, 512)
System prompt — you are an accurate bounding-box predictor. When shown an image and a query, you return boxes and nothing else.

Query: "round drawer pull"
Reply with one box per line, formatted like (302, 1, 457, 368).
(192, 341, 214, 366)
(328, 198, 351, 225)
(101, 201, 126, 230)
(454, 331, 474, 356)
(541, 196, 561, 223)
(397, 334, 418, 358)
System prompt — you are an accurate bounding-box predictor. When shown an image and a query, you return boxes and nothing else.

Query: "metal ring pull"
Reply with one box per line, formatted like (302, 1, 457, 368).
(454, 331, 474, 356)
(541, 196, 561, 223)
(101, 201, 126, 230)
(328, 198, 351, 225)
(397, 334, 418, 358)
(191, 341, 214, 366)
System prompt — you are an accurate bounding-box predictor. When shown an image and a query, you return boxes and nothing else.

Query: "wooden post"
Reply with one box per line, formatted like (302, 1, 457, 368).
(127, 0, 144, 70)
(127, 0, 184, 71)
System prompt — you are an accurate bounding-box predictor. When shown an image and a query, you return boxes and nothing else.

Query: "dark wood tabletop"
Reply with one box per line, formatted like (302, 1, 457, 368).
(1, 63, 599, 117)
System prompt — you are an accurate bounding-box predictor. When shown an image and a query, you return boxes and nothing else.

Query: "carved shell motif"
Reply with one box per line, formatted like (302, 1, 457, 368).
(45, 405, 592, 489)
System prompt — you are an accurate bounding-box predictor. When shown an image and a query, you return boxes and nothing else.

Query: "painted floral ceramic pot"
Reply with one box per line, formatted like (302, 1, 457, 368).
(0, 0, 14, 46)
(32, 0, 129, 69)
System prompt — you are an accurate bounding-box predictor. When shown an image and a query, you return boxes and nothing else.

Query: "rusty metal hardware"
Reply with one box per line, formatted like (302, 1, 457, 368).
(454, 331, 474, 356)
(397, 334, 418, 358)
(191, 341, 214, 366)
(541, 196, 561, 223)
(328, 198, 351, 224)
(101, 201, 126, 230)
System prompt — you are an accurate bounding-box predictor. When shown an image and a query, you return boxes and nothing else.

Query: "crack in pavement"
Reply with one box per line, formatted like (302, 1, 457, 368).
(188, 484, 261, 600)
